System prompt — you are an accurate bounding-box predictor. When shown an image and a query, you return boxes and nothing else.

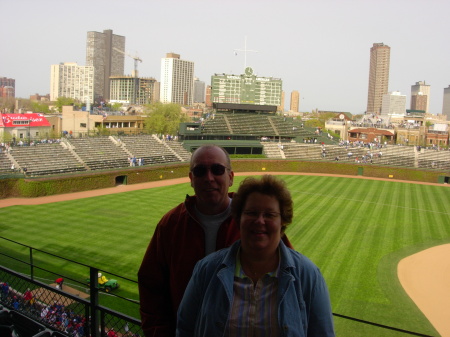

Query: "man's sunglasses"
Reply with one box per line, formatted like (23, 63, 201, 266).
(191, 164, 229, 177)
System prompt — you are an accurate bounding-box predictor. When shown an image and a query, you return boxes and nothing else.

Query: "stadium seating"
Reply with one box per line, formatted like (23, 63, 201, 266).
(117, 135, 183, 165)
(201, 113, 310, 138)
(67, 137, 130, 170)
(0, 152, 14, 173)
(1, 127, 448, 177)
(267, 143, 446, 169)
(5, 143, 87, 176)
(417, 148, 450, 170)
(0, 308, 50, 337)
(262, 143, 284, 159)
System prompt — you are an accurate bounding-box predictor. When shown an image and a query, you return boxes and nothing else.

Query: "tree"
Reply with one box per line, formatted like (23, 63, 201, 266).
(54, 97, 80, 112)
(16, 99, 34, 112)
(110, 102, 122, 111)
(0, 97, 16, 112)
(304, 111, 336, 129)
(1, 131, 13, 143)
(31, 101, 51, 114)
(143, 102, 190, 135)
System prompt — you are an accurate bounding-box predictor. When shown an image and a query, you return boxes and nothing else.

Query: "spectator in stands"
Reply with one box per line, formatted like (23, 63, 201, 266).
(138, 145, 292, 337)
(108, 328, 118, 337)
(40, 305, 50, 319)
(1, 282, 9, 301)
(23, 288, 35, 307)
(12, 296, 20, 310)
(177, 175, 334, 336)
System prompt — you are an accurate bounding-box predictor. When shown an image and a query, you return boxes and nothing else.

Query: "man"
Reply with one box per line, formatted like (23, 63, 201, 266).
(55, 277, 64, 290)
(138, 145, 291, 336)
(138, 145, 238, 337)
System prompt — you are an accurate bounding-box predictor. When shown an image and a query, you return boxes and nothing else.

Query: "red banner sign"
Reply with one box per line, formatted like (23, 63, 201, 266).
(0, 113, 51, 127)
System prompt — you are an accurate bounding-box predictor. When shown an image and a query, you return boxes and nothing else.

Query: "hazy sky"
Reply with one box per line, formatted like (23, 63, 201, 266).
(2, 0, 449, 115)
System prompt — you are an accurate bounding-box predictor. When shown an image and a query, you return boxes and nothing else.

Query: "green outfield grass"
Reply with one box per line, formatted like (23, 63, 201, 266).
(1, 175, 449, 336)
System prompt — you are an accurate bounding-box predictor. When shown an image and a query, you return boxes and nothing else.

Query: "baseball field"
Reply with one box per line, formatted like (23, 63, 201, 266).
(0, 173, 449, 336)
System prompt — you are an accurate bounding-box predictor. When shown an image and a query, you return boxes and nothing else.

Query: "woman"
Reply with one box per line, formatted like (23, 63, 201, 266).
(177, 175, 335, 336)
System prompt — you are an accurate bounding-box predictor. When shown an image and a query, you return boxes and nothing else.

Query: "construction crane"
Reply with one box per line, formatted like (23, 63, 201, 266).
(113, 48, 142, 77)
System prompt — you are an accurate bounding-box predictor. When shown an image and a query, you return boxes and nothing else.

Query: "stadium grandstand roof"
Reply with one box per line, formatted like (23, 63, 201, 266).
(213, 103, 277, 113)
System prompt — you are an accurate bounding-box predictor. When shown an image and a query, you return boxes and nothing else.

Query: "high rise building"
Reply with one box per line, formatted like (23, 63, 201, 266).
(443, 85, 450, 120)
(110, 76, 158, 105)
(0, 77, 15, 98)
(410, 93, 427, 112)
(205, 85, 212, 108)
(50, 62, 94, 103)
(290, 90, 299, 112)
(86, 29, 125, 103)
(160, 53, 194, 105)
(411, 81, 430, 113)
(278, 91, 285, 112)
(194, 77, 206, 103)
(366, 43, 390, 114)
(0, 86, 14, 98)
(381, 91, 406, 116)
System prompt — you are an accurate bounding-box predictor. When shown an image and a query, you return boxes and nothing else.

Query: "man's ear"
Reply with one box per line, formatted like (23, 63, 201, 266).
(189, 171, 194, 187)
(229, 171, 234, 186)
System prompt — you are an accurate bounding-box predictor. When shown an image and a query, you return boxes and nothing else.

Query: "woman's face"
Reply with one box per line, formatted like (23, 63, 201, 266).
(239, 192, 283, 254)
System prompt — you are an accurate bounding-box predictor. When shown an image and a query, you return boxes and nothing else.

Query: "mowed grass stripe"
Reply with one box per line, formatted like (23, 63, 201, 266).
(419, 185, 450, 240)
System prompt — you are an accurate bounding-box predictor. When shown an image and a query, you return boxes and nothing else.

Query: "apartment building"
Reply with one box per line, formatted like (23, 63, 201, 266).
(86, 29, 125, 103)
(50, 62, 94, 103)
(160, 53, 194, 105)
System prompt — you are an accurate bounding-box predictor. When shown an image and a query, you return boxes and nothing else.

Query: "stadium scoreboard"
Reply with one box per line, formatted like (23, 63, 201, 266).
(211, 67, 282, 106)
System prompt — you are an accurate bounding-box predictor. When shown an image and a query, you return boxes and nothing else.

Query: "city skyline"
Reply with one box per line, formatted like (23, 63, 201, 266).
(1, 0, 449, 115)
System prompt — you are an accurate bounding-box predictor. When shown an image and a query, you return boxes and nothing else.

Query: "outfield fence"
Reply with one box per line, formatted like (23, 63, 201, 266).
(0, 236, 438, 336)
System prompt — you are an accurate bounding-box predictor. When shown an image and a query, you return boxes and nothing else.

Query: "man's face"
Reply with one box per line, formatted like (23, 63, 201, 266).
(189, 146, 234, 215)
